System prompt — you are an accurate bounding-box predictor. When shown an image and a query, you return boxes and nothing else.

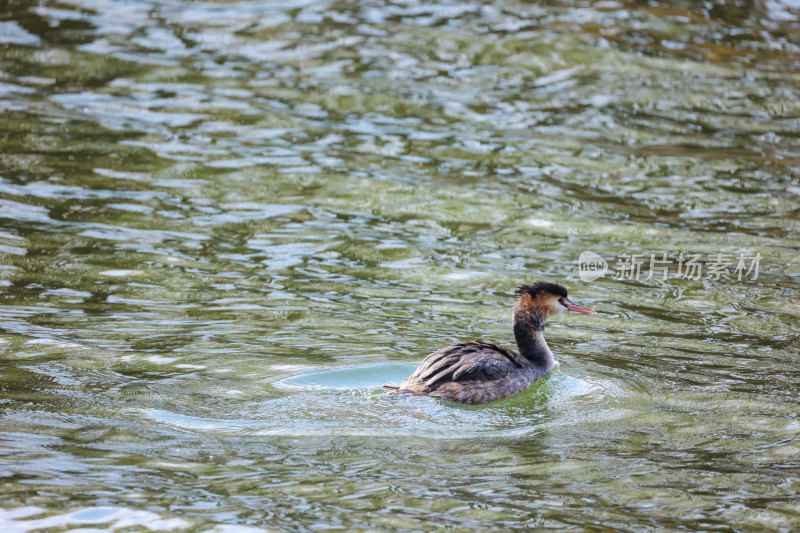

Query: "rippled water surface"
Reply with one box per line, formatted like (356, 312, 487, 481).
(1, 0, 800, 530)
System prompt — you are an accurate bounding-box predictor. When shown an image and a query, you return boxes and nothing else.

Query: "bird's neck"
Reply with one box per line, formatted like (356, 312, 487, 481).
(513, 315, 554, 369)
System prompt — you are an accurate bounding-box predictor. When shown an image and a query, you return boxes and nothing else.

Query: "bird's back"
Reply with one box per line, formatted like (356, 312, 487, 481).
(393, 341, 544, 404)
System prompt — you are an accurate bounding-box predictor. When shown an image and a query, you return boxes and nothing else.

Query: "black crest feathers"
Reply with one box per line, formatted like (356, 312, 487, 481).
(514, 282, 568, 298)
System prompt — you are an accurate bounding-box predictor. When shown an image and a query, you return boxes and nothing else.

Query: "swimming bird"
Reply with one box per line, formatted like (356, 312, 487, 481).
(386, 282, 595, 404)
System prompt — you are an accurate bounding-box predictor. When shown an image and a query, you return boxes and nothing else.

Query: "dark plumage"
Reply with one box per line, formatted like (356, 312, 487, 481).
(386, 282, 595, 405)
(515, 281, 568, 299)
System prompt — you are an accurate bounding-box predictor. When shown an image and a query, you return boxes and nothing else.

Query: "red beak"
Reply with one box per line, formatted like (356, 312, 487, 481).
(565, 300, 596, 314)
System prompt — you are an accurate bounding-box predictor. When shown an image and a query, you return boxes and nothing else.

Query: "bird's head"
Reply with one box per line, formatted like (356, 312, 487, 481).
(513, 282, 595, 329)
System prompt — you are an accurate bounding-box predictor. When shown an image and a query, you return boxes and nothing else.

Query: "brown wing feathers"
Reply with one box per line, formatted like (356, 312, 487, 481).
(409, 341, 520, 388)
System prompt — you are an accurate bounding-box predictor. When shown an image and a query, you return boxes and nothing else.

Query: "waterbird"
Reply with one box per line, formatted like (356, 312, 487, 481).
(385, 282, 595, 404)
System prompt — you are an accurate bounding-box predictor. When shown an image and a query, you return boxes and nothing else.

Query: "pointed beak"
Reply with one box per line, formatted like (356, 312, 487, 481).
(565, 299, 596, 314)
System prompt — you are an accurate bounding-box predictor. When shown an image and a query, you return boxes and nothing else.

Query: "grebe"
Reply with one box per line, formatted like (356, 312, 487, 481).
(386, 282, 595, 404)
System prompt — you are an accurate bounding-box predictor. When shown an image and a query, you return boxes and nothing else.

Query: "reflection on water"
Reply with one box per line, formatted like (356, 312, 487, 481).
(153, 363, 605, 438)
(0, 506, 192, 532)
(1, 0, 799, 531)
(276, 363, 416, 390)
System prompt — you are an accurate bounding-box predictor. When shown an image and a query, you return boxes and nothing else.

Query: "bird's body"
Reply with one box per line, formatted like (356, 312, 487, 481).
(395, 340, 551, 404)
(388, 282, 595, 405)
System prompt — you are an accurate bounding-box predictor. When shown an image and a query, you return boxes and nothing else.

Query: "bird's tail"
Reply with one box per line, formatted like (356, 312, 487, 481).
(383, 385, 400, 391)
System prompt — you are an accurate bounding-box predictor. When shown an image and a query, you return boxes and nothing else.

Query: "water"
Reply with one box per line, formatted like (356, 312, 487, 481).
(1, 0, 799, 530)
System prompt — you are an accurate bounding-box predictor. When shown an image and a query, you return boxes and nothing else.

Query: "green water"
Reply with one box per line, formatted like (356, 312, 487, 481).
(1, 0, 799, 530)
